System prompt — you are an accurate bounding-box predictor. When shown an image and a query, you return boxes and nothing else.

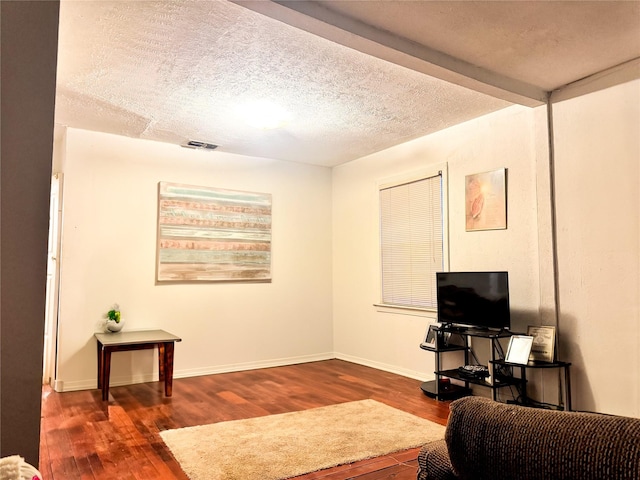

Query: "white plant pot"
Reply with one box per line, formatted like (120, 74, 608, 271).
(106, 320, 124, 332)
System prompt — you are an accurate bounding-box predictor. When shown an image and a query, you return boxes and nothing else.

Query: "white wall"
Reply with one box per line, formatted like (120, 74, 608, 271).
(53, 81, 640, 417)
(55, 128, 334, 391)
(332, 105, 548, 391)
(553, 79, 640, 416)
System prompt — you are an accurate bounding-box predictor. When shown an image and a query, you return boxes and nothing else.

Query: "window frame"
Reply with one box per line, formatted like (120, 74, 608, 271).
(374, 163, 449, 315)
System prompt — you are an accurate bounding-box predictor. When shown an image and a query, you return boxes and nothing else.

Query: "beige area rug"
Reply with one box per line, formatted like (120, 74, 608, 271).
(160, 399, 445, 480)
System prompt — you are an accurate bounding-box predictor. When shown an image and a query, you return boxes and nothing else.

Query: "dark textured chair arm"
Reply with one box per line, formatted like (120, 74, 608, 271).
(417, 439, 458, 480)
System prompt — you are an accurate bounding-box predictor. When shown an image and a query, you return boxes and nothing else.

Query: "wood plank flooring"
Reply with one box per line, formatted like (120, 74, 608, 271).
(39, 359, 451, 479)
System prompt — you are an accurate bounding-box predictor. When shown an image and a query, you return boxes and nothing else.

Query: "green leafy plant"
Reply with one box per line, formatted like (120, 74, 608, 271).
(105, 304, 121, 323)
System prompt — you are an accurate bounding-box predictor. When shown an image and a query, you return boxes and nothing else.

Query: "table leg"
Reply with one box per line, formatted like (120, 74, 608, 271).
(97, 342, 103, 389)
(158, 343, 165, 382)
(564, 366, 572, 411)
(163, 342, 175, 397)
(102, 349, 112, 401)
(490, 345, 497, 401)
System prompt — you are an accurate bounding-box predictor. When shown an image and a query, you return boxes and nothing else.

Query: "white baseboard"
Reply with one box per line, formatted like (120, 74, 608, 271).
(54, 352, 336, 392)
(53, 352, 430, 393)
(56, 373, 158, 392)
(333, 352, 432, 382)
(174, 352, 335, 379)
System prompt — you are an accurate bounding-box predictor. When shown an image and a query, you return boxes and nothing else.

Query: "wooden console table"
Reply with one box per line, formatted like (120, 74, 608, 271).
(95, 329, 182, 401)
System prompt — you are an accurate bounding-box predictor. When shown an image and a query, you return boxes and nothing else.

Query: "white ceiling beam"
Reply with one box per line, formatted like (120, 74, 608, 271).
(551, 58, 640, 103)
(234, 0, 547, 107)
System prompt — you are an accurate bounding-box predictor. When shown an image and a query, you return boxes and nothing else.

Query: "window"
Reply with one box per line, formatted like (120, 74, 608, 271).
(379, 166, 447, 310)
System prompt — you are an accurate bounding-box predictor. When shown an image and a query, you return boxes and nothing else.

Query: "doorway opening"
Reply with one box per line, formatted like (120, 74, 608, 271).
(43, 173, 63, 386)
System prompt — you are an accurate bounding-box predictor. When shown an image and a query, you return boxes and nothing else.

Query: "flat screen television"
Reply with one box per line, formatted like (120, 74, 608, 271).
(436, 271, 510, 330)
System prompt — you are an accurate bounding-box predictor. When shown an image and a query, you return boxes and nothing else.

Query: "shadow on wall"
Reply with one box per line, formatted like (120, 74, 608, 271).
(557, 313, 593, 413)
(509, 308, 543, 335)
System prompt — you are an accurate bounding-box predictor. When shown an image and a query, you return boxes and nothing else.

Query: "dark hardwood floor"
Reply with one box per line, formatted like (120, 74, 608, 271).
(40, 359, 451, 479)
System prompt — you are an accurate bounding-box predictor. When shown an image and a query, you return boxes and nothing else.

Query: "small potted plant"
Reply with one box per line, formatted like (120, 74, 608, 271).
(105, 304, 124, 332)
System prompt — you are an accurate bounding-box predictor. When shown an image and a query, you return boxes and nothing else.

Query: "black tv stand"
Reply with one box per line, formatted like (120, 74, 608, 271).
(443, 325, 468, 333)
(491, 358, 572, 410)
(420, 326, 521, 402)
(443, 324, 511, 333)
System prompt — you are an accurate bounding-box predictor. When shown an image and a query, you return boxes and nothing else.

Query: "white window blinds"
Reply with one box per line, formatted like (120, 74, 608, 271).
(379, 172, 443, 309)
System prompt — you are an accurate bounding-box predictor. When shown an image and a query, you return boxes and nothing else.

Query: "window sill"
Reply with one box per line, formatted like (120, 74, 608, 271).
(373, 303, 437, 318)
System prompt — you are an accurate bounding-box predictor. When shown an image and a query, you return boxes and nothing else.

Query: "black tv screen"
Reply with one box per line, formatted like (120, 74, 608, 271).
(436, 271, 510, 330)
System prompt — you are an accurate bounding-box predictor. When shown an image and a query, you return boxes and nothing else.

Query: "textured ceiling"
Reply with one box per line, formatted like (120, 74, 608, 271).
(55, 0, 640, 167)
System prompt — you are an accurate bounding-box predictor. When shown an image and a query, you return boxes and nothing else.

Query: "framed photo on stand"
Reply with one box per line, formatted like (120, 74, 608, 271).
(527, 325, 556, 362)
(422, 324, 438, 349)
(420, 323, 443, 348)
(505, 335, 534, 364)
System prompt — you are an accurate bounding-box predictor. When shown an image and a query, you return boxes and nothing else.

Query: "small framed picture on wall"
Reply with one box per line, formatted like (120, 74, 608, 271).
(465, 168, 507, 231)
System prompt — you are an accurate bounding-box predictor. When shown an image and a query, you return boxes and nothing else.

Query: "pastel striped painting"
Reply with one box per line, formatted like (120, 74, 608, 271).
(157, 182, 272, 282)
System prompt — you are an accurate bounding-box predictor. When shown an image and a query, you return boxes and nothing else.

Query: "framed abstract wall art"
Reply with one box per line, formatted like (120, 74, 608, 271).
(156, 182, 272, 283)
(465, 168, 507, 231)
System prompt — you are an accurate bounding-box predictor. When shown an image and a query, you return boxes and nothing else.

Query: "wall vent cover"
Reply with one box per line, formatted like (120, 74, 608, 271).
(181, 140, 218, 150)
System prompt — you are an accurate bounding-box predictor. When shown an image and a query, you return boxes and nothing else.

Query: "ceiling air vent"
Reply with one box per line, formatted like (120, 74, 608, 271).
(181, 140, 219, 151)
